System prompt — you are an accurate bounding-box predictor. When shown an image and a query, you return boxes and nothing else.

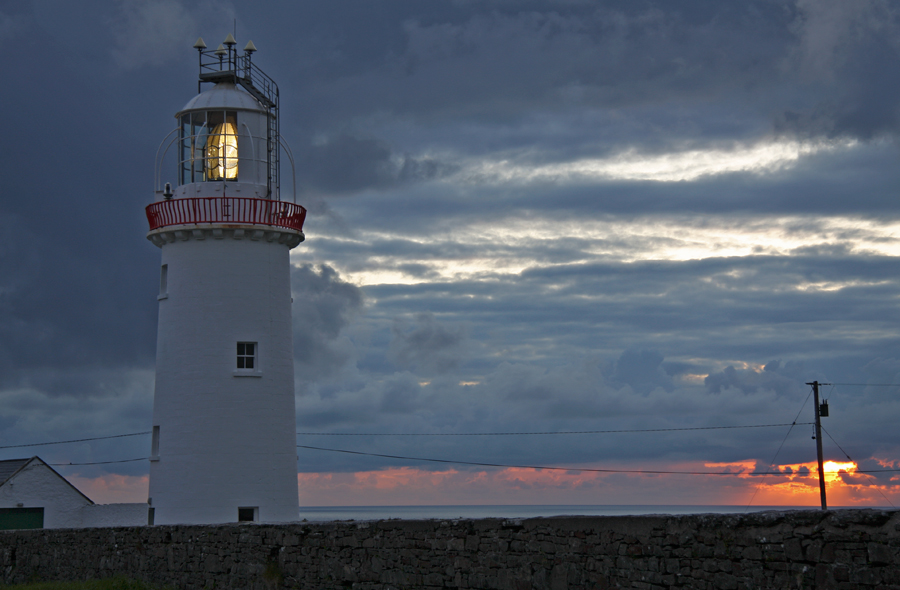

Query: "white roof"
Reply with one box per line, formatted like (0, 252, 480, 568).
(177, 83, 266, 115)
(0, 456, 94, 504)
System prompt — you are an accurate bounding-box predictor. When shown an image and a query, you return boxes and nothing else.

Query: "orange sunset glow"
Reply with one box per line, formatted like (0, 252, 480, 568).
(703, 459, 899, 506)
(64, 473, 150, 505)
(53, 459, 898, 509)
(293, 458, 898, 508)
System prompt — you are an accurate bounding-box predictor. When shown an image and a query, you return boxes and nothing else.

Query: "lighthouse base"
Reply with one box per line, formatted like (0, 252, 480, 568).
(148, 227, 299, 525)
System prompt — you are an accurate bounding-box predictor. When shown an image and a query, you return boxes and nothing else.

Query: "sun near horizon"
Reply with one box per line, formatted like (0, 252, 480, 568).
(62, 456, 898, 510)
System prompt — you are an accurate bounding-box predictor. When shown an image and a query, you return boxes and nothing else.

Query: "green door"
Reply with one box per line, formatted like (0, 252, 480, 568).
(0, 507, 44, 530)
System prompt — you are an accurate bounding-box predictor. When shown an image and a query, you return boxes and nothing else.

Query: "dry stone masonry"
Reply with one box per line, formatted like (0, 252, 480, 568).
(1, 509, 898, 589)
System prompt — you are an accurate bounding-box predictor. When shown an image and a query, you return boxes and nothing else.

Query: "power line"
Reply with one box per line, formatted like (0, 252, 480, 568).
(50, 458, 147, 466)
(0, 431, 150, 450)
(46, 446, 900, 476)
(831, 383, 900, 387)
(297, 423, 811, 436)
(46, 445, 900, 480)
(820, 426, 855, 464)
(298, 444, 760, 474)
(746, 388, 812, 508)
(298, 444, 900, 476)
(820, 425, 896, 509)
(0, 424, 821, 452)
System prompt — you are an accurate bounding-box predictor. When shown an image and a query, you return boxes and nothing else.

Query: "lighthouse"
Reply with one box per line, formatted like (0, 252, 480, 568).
(145, 36, 304, 524)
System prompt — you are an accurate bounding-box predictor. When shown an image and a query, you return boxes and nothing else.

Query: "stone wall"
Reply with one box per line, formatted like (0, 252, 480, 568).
(0, 509, 897, 589)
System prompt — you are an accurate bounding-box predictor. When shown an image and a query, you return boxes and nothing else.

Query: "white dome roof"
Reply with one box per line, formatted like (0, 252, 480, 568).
(177, 82, 266, 115)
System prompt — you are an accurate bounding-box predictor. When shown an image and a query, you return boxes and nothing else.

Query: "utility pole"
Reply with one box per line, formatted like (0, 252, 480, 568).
(806, 380, 830, 510)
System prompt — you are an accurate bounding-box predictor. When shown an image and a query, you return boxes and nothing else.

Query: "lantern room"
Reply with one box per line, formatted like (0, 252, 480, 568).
(157, 35, 284, 203)
(147, 36, 305, 240)
(175, 83, 269, 190)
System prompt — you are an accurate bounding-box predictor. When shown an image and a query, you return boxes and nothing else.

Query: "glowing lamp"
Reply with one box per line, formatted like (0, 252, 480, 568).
(206, 119, 238, 180)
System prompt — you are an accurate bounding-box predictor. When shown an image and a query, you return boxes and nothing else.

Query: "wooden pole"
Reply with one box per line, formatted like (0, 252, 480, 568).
(808, 380, 827, 510)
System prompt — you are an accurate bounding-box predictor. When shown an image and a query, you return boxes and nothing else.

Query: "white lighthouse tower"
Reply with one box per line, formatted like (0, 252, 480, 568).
(145, 36, 303, 524)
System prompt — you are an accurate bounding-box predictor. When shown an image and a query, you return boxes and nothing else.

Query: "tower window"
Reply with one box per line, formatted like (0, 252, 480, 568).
(158, 265, 168, 300)
(238, 507, 258, 522)
(237, 342, 256, 370)
(150, 426, 160, 460)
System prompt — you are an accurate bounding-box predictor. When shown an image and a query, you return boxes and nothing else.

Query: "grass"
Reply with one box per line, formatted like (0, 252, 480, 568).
(2, 578, 166, 590)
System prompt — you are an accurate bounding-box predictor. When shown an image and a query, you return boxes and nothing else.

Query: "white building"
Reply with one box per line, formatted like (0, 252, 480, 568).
(145, 37, 304, 525)
(0, 457, 147, 529)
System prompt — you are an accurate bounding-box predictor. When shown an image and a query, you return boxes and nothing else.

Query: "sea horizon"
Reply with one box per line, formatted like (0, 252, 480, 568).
(296, 504, 885, 522)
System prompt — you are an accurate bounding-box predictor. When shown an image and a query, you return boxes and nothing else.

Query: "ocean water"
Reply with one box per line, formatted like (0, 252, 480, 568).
(298, 505, 824, 522)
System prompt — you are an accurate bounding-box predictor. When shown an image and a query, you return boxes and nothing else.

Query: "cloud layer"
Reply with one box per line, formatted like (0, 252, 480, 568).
(1, 0, 898, 508)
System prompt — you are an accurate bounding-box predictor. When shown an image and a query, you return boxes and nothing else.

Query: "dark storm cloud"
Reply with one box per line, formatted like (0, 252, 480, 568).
(300, 148, 900, 246)
(291, 241, 900, 473)
(610, 349, 673, 395)
(295, 349, 827, 473)
(0, 208, 158, 395)
(296, 135, 455, 196)
(109, 0, 206, 70)
(777, 0, 900, 140)
(0, 374, 153, 475)
(288, 2, 794, 126)
(366, 251, 900, 335)
(388, 313, 468, 375)
(292, 263, 365, 384)
(705, 363, 804, 397)
(0, 0, 202, 402)
(292, 247, 900, 471)
(275, 0, 900, 198)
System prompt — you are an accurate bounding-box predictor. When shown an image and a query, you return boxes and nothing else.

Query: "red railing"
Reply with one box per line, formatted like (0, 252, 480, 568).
(146, 197, 306, 232)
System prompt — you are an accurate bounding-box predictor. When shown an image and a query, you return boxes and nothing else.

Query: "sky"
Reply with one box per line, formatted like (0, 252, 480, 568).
(1, 0, 900, 510)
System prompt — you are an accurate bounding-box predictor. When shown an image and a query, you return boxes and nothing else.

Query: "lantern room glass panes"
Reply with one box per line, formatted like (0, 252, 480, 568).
(179, 110, 238, 184)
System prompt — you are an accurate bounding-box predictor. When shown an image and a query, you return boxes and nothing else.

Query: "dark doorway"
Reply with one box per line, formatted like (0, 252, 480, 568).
(0, 507, 44, 530)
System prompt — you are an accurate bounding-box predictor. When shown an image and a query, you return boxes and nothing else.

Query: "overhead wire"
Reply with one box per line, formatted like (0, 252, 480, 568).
(820, 425, 854, 464)
(821, 382, 896, 507)
(297, 423, 812, 436)
(0, 431, 150, 450)
(5, 406, 896, 504)
(0, 424, 810, 452)
(298, 444, 775, 475)
(297, 444, 900, 475)
(745, 386, 813, 508)
(830, 383, 900, 387)
(50, 458, 147, 466)
(0, 433, 151, 467)
(820, 425, 896, 509)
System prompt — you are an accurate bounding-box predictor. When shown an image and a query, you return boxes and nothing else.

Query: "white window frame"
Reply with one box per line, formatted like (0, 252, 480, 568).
(234, 341, 262, 377)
